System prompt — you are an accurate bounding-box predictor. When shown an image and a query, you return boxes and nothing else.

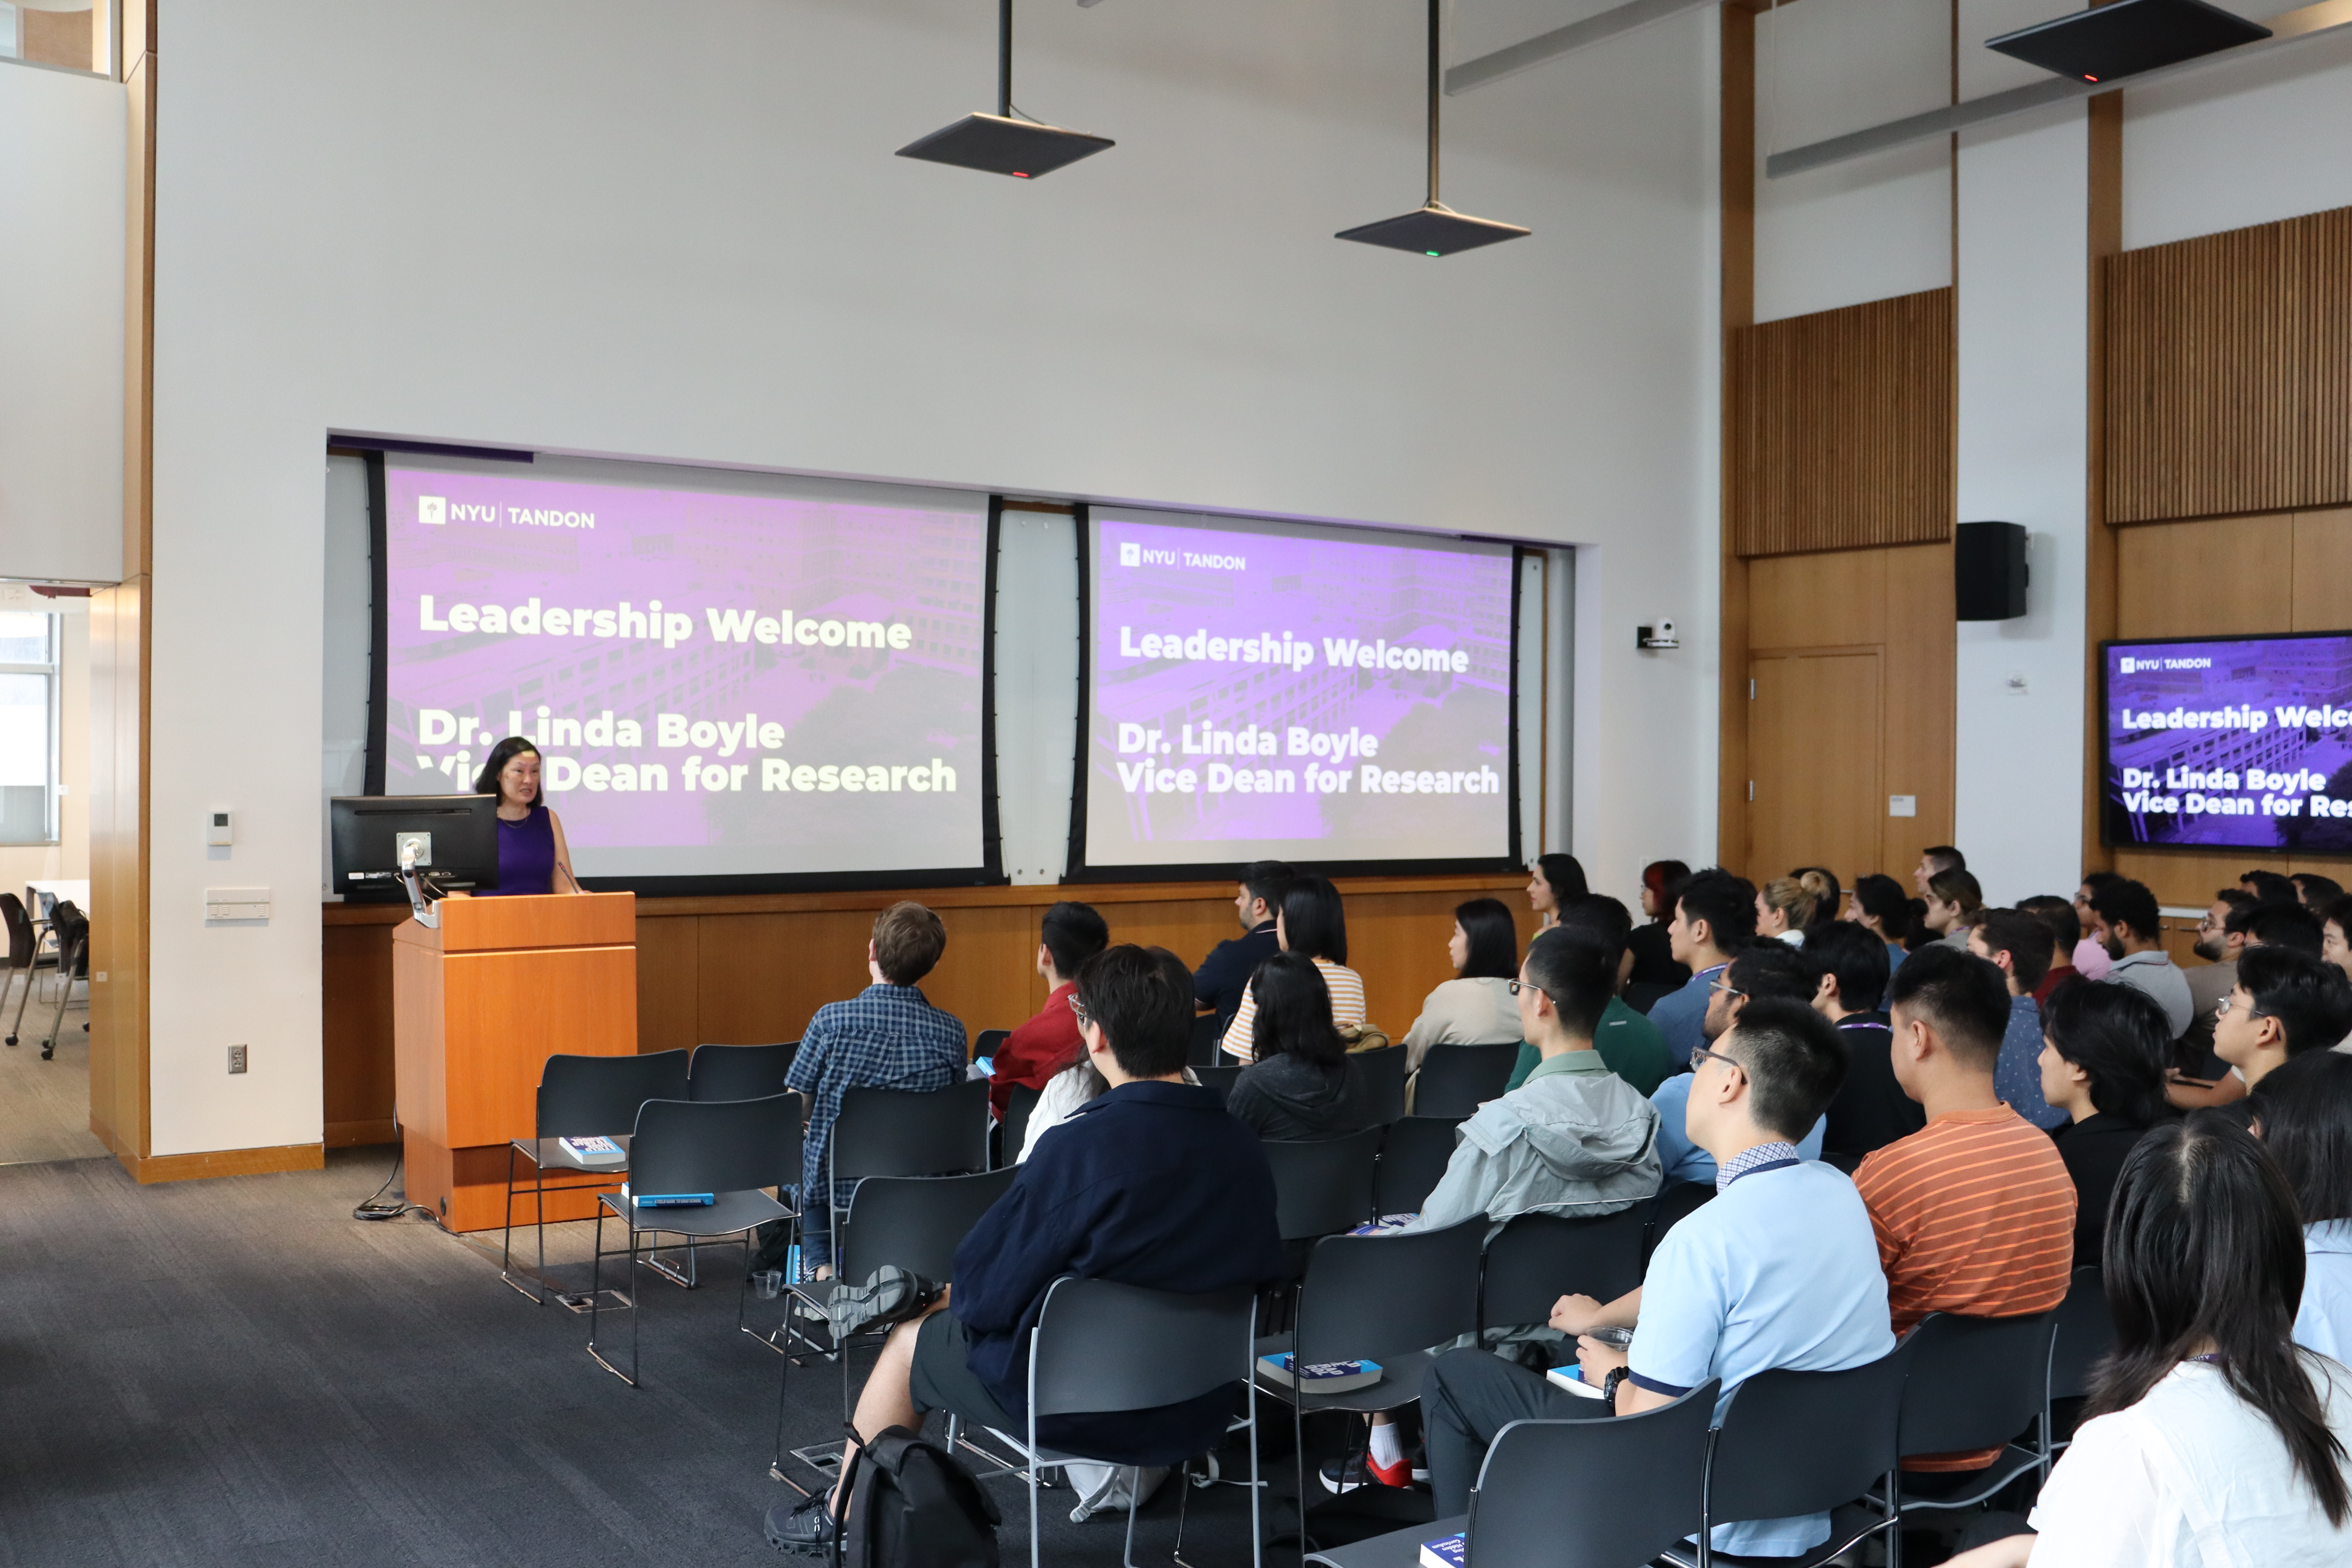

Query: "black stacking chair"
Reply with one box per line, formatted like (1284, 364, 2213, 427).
(1477, 1207, 1649, 1337)
(1641, 1181, 1717, 1268)
(1307, 1382, 1719, 1568)
(1195, 1063, 1245, 1105)
(1412, 1043, 1519, 1118)
(687, 1040, 798, 1101)
(824, 1079, 991, 1263)
(1190, 1011, 1226, 1066)
(502, 1049, 693, 1303)
(2047, 1267, 2112, 1410)
(1256, 1219, 1485, 1556)
(996, 1081, 1044, 1169)
(985, 1278, 1264, 1568)
(1890, 1310, 2059, 1518)
(0, 891, 58, 1047)
(772, 1167, 1017, 1479)
(1356, 1045, 1408, 1125)
(1655, 1350, 1907, 1568)
(974, 1027, 1011, 1065)
(1372, 1116, 1464, 1218)
(586, 1093, 799, 1386)
(34, 900, 88, 1060)
(1265, 1126, 1383, 1241)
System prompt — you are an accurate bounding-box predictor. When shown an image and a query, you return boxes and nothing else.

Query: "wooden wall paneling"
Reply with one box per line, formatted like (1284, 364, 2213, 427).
(1746, 550, 1887, 652)
(321, 920, 396, 1145)
(1717, 1, 1757, 881)
(2106, 206, 2352, 523)
(1881, 541, 1956, 877)
(2291, 508, 2352, 630)
(1730, 289, 1956, 558)
(88, 581, 148, 1160)
(1747, 651, 1884, 883)
(2083, 92, 2122, 877)
(2114, 515, 2293, 638)
(632, 909, 700, 1055)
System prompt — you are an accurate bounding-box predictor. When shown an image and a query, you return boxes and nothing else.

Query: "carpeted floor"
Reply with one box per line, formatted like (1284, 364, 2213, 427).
(0, 994, 105, 1168)
(0, 1149, 1283, 1567)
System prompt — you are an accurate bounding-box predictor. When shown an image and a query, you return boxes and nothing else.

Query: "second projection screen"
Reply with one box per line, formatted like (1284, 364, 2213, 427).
(1082, 507, 1515, 872)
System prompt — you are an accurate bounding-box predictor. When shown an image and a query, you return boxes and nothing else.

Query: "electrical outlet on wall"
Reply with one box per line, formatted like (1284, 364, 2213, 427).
(228, 1044, 248, 1074)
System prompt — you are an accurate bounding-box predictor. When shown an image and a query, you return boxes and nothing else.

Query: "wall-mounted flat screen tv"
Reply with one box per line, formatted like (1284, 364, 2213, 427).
(2100, 632, 2352, 853)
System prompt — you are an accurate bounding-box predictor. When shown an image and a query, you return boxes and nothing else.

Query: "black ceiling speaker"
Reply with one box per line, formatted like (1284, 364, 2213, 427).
(1956, 521, 2031, 621)
(1985, 0, 2270, 85)
(1337, 0, 1530, 257)
(897, 0, 1113, 178)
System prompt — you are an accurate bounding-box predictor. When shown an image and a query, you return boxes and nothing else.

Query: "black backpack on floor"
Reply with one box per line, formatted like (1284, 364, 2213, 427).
(837, 1425, 1001, 1568)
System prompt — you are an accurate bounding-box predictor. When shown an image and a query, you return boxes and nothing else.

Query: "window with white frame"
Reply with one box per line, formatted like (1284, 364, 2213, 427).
(0, 613, 59, 844)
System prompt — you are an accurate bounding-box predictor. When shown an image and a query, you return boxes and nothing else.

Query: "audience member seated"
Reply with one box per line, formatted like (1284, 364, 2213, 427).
(1428, 999, 1895, 1557)
(987, 900, 1109, 1122)
(2242, 867, 2301, 907)
(2296, 871, 2345, 908)
(1192, 859, 1292, 1035)
(1648, 867, 1755, 1068)
(1626, 859, 1693, 989)
(1226, 953, 1377, 1141)
(786, 902, 971, 1278)
(1849, 873, 1915, 980)
(1650, 942, 1826, 1183)
(1809, 918, 1921, 1163)
(766, 945, 1285, 1553)
(2252, 900, 2326, 957)
(1402, 897, 1524, 1071)
(2178, 888, 2256, 1070)
(2325, 895, 2352, 980)
(1922, 867, 1984, 951)
(2038, 977, 2174, 1264)
(1503, 895, 1673, 1096)
(1755, 874, 1820, 946)
(2089, 876, 2195, 1041)
(1967, 908, 2065, 1130)
(1943, 1116, 2352, 1568)
(1525, 852, 1589, 931)
(1222, 873, 1365, 1060)
(1859, 944, 2074, 1470)
(1403, 926, 1661, 1235)
(1789, 866, 1842, 931)
(2250, 1051, 2352, 1363)
(1914, 844, 1965, 898)
(2212, 944, 2352, 1093)
(2018, 895, 2082, 1004)
(2073, 871, 2123, 981)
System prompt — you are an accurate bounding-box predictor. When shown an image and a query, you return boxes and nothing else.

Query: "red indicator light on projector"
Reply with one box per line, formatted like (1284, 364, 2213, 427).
(1013, 171, 1030, 178)
(2083, 74, 2099, 82)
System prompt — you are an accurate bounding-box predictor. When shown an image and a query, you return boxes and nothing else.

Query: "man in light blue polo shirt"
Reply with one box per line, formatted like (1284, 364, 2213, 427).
(1421, 998, 1893, 1558)
(1646, 868, 1756, 1068)
(1650, 942, 1828, 1181)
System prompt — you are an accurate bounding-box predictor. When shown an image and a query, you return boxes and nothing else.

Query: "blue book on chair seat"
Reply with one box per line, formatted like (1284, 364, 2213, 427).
(621, 1183, 714, 1208)
(1419, 1532, 1466, 1568)
(1256, 1354, 1383, 1393)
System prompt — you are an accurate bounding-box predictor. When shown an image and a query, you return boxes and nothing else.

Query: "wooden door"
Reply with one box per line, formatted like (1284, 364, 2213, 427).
(1747, 651, 1883, 885)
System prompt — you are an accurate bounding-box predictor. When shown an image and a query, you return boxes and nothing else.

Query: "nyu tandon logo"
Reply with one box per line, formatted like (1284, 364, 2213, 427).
(418, 496, 446, 525)
(1119, 541, 1141, 567)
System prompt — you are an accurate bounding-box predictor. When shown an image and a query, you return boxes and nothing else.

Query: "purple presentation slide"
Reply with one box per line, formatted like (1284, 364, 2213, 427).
(1084, 508, 1514, 869)
(383, 457, 988, 878)
(2102, 633, 2352, 853)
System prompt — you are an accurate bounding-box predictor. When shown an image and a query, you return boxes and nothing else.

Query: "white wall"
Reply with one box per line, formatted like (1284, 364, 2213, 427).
(150, 0, 1722, 1154)
(0, 61, 124, 585)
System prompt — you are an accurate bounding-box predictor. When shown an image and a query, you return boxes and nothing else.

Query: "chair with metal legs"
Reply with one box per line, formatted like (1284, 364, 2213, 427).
(1476, 1206, 1649, 1339)
(586, 1092, 800, 1386)
(501, 1050, 692, 1303)
(987, 1276, 1264, 1568)
(819, 1079, 991, 1265)
(1886, 1309, 2059, 1523)
(688, 1040, 800, 1102)
(0, 891, 58, 1051)
(34, 901, 87, 1061)
(771, 1166, 1017, 1483)
(1369, 1117, 1465, 1219)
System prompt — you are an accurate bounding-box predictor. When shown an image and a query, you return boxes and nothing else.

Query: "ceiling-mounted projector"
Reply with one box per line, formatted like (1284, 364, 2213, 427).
(1339, 0, 1529, 257)
(896, 0, 1112, 178)
(1985, 0, 2271, 83)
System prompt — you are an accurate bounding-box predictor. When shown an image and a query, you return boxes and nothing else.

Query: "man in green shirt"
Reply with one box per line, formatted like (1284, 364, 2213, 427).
(1505, 895, 1674, 1095)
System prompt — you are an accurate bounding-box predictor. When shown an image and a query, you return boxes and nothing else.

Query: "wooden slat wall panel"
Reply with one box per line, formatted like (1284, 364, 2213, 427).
(2106, 206, 2352, 523)
(1730, 289, 1955, 558)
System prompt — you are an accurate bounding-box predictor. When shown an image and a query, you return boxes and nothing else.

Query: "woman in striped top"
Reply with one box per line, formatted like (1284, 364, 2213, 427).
(1223, 874, 1366, 1061)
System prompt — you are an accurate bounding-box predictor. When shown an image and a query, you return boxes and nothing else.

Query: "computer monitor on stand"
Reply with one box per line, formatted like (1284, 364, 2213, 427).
(330, 796, 501, 916)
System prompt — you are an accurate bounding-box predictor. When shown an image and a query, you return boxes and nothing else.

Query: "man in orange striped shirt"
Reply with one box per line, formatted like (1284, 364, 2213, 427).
(1858, 942, 2075, 1471)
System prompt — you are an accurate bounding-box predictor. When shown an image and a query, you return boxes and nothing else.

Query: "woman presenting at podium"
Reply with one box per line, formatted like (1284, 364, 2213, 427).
(471, 737, 584, 896)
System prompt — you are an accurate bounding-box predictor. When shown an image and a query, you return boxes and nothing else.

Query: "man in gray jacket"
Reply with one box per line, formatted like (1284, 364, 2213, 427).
(1407, 925, 1663, 1235)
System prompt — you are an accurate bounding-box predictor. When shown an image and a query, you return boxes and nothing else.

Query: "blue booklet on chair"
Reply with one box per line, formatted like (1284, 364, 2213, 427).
(1256, 1354, 1382, 1393)
(1419, 1532, 1466, 1568)
(621, 1183, 714, 1208)
(558, 1135, 623, 1163)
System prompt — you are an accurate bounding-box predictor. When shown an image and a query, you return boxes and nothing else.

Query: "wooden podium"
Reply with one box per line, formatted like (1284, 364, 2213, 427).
(392, 891, 638, 1232)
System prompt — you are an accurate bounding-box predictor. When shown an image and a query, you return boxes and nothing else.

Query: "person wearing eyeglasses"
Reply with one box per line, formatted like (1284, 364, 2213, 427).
(2211, 944, 2352, 1093)
(1647, 942, 1828, 1184)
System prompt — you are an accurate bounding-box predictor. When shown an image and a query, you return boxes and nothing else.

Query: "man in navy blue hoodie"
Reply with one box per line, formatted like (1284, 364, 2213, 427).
(768, 943, 1284, 1553)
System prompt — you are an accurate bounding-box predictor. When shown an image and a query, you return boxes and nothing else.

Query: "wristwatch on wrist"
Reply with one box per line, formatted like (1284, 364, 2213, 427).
(1600, 1366, 1631, 1404)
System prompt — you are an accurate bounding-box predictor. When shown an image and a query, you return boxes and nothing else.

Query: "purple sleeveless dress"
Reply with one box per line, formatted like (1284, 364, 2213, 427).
(483, 805, 556, 896)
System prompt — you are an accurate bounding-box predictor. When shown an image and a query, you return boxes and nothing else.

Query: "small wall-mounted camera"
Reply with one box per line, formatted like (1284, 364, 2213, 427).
(1636, 619, 1679, 651)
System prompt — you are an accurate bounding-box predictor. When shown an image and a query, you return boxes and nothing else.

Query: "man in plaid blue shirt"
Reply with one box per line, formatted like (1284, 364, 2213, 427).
(787, 901, 968, 1273)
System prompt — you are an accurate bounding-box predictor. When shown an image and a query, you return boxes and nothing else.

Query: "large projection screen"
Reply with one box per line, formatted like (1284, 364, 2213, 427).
(1073, 506, 1519, 877)
(379, 454, 996, 889)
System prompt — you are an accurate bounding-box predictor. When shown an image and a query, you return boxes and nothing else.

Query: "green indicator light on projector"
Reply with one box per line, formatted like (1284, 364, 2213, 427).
(1425, 250, 1441, 258)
